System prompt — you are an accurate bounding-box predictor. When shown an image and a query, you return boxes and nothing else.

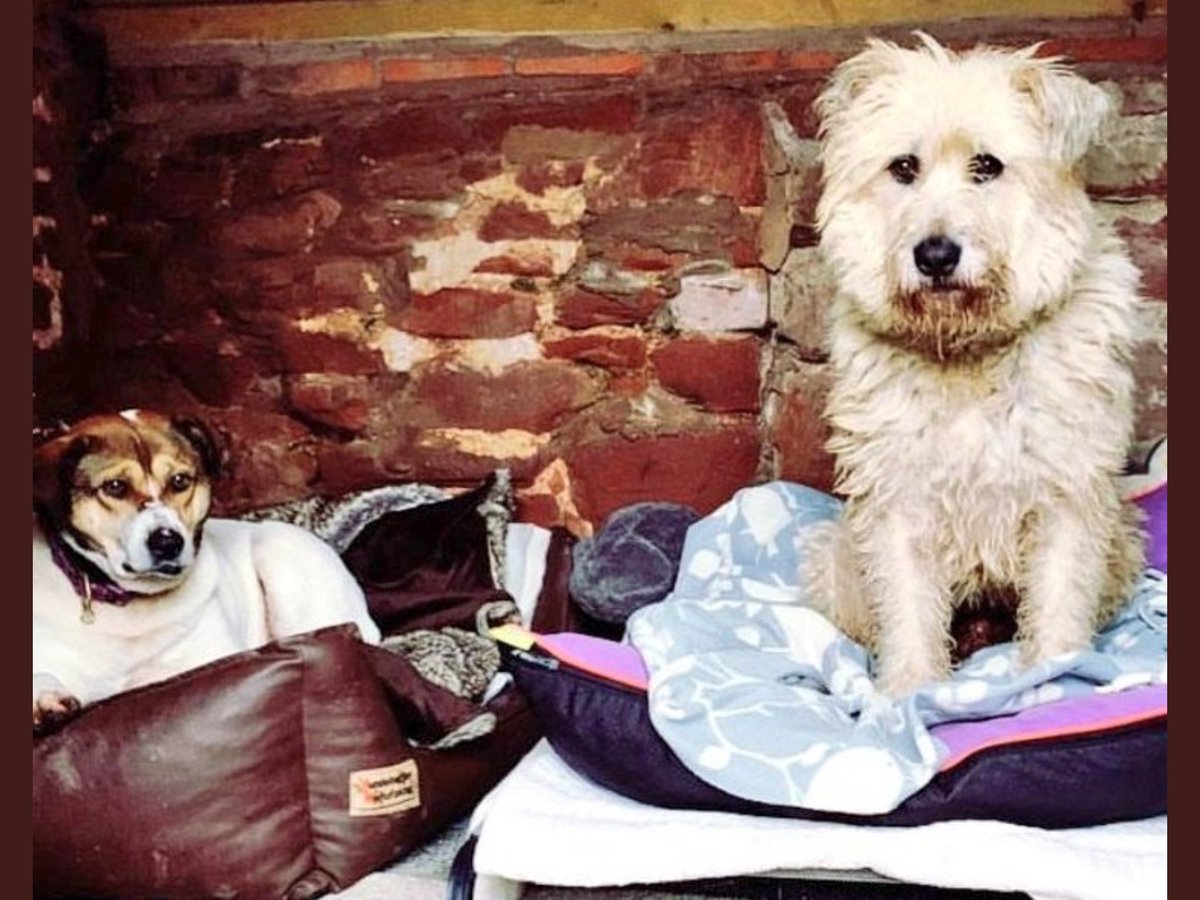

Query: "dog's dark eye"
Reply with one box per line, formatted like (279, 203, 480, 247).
(887, 155, 920, 185)
(168, 472, 193, 493)
(100, 479, 128, 500)
(970, 153, 1004, 184)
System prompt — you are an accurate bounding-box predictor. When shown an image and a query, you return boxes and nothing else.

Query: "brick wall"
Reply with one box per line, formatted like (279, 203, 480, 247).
(33, 8, 1167, 531)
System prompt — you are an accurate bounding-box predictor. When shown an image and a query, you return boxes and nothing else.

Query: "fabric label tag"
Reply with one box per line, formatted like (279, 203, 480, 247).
(490, 623, 536, 650)
(348, 760, 420, 817)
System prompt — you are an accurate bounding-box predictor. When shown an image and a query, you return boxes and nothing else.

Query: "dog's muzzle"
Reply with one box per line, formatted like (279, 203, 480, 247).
(120, 505, 194, 578)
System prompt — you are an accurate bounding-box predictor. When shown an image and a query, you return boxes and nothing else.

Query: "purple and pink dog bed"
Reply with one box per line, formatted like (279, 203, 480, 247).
(503, 445, 1167, 829)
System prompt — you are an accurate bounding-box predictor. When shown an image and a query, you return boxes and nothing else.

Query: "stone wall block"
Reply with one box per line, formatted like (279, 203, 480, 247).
(650, 335, 762, 412)
(668, 268, 769, 332)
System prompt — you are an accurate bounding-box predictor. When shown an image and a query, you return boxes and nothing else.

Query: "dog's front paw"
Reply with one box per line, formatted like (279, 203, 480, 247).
(1018, 633, 1090, 670)
(33, 691, 81, 735)
(876, 660, 947, 699)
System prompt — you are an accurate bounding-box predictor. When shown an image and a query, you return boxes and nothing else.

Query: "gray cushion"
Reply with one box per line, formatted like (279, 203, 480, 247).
(569, 502, 700, 624)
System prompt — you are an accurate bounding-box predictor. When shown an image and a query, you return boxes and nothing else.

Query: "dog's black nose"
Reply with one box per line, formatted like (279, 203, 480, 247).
(914, 235, 962, 278)
(147, 528, 184, 562)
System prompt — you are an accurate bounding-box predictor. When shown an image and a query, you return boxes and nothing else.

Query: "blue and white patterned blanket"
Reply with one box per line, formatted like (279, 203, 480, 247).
(625, 482, 1168, 815)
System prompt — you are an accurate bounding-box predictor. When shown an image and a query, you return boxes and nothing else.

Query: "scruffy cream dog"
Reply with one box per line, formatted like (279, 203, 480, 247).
(805, 34, 1145, 696)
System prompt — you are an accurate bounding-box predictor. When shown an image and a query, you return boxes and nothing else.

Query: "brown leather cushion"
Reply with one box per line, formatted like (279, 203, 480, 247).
(32, 625, 539, 900)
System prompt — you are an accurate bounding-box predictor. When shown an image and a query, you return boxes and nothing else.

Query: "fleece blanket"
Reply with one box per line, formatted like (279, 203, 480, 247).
(625, 482, 1168, 815)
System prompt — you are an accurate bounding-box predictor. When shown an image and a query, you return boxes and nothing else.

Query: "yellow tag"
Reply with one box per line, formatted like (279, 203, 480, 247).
(348, 760, 420, 817)
(489, 623, 536, 650)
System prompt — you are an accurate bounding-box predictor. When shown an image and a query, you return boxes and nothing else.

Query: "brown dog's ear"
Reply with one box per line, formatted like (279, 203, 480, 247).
(170, 416, 223, 479)
(33, 433, 95, 527)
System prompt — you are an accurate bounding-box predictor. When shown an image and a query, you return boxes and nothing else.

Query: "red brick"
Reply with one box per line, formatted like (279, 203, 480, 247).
(516, 53, 644, 78)
(233, 139, 331, 207)
(461, 154, 506, 184)
(163, 341, 259, 407)
(774, 81, 826, 140)
(155, 65, 241, 100)
(276, 329, 386, 375)
(568, 427, 762, 524)
(314, 257, 406, 310)
(474, 251, 559, 277)
(327, 203, 440, 254)
(356, 157, 469, 201)
(609, 371, 652, 396)
(258, 58, 378, 97)
(82, 350, 197, 413)
(513, 493, 563, 529)
(152, 159, 231, 219)
(209, 257, 314, 316)
(663, 50, 782, 79)
(712, 49, 783, 74)
(781, 50, 841, 72)
(478, 94, 641, 142)
(556, 287, 670, 329)
(1039, 36, 1168, 65)
(604, 244, 684, 271)
(543, 331, 647, 370)
(216, 190, 342, 255)
(360, 95, 638, 162)
(768, 385, 836, 493)
(1114, 216, 1167, 303)
(511, 458, 591, 535)
(110, 67, 158, 109)
(399, 288, 537, 339)
(410, 360, 599, 432)
(1131, 354, 1167, 442)
(627, 99, 765, 206)
(584, 194, 760, 266)
(516, 160, 586, 195)
(651, 336, 762, 413)
(478, 201, 568, 241)
(382, 56, 509, 83)
(204, 411, 317, 514)
(358, 106, 493, 159)
(409, 443, 545, 487)
(284, 373, 372, 434)
(311, 441, 397, 496)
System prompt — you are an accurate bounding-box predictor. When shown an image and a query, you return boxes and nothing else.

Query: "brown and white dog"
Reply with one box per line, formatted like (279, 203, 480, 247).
(33, 409, 380, 733)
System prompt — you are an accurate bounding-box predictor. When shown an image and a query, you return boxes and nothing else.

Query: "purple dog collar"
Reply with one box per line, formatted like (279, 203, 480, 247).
(47, 530, 135, 619)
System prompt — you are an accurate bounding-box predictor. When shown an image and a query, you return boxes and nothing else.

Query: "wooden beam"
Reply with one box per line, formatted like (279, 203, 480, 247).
(86, 0, 1144, 51)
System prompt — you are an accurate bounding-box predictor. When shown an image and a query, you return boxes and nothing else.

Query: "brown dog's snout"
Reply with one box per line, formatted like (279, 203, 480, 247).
(147, 528, 185, 562)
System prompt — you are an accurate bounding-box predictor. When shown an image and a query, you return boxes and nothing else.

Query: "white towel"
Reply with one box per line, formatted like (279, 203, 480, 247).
(470, 742, 1167, 900)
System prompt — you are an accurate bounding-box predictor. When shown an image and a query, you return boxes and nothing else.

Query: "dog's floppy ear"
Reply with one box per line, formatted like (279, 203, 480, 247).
(816, 34, 950, 133)
(815, 38, 905, 131)
(1013, 50, 1113, 165)
(33, 433, 95, 527)
(170, 416, 223, 479)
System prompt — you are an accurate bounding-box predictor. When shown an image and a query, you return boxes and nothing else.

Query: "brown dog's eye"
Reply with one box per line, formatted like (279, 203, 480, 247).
(100, 479, 129, 500)
(970, 153, 1004, 184)
(887, 155, 920, 185)
(168, 472, 193, 493)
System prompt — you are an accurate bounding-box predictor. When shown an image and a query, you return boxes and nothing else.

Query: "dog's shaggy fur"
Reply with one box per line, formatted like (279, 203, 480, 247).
(804, 35, 1146, 696)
